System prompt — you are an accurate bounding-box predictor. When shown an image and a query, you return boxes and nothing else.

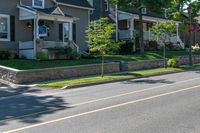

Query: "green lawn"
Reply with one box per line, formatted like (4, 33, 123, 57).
(0, 50, 200, 70)
(0, 59, 101, 70)
(105, 50, 200, 61)
(38, 64, 200, 88)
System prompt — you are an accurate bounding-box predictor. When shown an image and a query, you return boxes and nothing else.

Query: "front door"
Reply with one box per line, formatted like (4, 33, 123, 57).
(63, 23, 70, 43)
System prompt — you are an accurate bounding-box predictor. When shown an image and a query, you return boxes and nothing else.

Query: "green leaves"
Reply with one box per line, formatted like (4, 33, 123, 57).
(151, 20, 176, 43)
(86, 18, 119, 55)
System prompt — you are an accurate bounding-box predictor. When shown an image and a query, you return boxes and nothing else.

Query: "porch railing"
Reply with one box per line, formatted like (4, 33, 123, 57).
(119, 30, 132, 40)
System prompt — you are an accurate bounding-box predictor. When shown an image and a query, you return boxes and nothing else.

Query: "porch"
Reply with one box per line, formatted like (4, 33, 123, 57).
(117, 11, 185, 48)
(119, 30, 184, 48)
(17, 4, 79, 59)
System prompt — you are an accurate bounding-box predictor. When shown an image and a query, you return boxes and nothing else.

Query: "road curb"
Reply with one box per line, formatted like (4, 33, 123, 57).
(62, 70, 187, 89)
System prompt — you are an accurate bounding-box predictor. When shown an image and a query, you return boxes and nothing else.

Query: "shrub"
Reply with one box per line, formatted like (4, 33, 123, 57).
(70, 52, 82, 60)
(81, 52, 96, 59)
(0, 51, 11, 60)
(48, 46, 73, 55)
(148, 41, 158, 50)
(167, 58, 179, 68)
(10, 52, 19, 59)
(119, 41, 134, 54)
(166, 42, 183, 51)
(36, 51, 48, 61)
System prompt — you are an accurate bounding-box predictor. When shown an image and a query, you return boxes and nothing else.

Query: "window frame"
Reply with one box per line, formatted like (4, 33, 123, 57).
(0, 14, 10, 41)
(104, 0, 109, 11)
(32, 0, 45, 9)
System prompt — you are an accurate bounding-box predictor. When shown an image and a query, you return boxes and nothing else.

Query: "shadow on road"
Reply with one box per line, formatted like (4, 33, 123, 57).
(123, 79, 175, 84)
(0, 86, 69, 126)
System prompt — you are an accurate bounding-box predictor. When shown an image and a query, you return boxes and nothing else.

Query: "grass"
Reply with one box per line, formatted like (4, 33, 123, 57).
(38, 64, 200, 88)
(104, 50, 200, 61)
(0, 59, 101, 70)
(0, 50, 200, 70)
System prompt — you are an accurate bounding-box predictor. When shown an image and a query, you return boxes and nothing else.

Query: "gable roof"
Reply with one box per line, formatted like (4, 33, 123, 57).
(18, 4, 74, 18)
(56, 0, 92, 9)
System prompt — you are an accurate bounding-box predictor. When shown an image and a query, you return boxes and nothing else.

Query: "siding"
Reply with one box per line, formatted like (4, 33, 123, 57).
(21, 0, 55, 8)
(60, 5, 89, 51)
(0, 0, 32, 51)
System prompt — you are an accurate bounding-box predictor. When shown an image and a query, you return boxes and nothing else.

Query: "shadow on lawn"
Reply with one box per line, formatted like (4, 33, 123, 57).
(0, 86, 69, 126)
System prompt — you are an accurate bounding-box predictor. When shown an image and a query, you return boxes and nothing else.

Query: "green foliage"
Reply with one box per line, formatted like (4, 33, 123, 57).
(0, 51, 11, 60)
(148, 41, 159, 50)
(110, 0, 171, 13)
(119, 41, 134, 54)
(168, 0, 200, 20)
(168, 58, 179, 68)
(86, 17, 119, 55)
(36, 51, 48, 61)
(48, 46, 73, 55)
(151, 20, 176, 44)
(48, 46, 81, 60)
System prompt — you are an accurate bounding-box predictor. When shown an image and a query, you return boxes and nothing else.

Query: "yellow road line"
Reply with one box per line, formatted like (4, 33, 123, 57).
(1, 77, 200, 123)
(3, 84, 200, 133)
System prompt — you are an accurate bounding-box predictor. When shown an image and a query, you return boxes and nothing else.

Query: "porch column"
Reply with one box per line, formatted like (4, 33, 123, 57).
(33, 17, 39, 59)
(176, 23, 179, 42)
(130, 17, 134, 40)
(69, 22, 73, 41)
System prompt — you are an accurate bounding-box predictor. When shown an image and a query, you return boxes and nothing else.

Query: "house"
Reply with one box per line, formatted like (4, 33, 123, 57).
(0, 0, 92, 59)
(89, 0, 185, 49)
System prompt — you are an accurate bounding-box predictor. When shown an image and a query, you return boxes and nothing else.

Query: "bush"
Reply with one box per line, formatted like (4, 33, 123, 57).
(0, 51, 11, 60)
(167, 58, 179, 68)
(166, 42, 183, 51)
(10, 52, 19, 59)
(119, 41, 134, 54)
(36, 51, 48, 61)
(48, 46, 73, 56)
(70, 52, 82, 60)
(81, 52, 96, 59)
(148, 41, 159, 50)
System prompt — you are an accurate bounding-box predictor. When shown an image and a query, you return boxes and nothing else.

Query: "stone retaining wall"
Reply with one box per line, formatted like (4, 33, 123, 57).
(121, 59, 165, 71)
(1, 55, 200, 84)
(0, 62, 120, 84)
(121, 55, 200, 71)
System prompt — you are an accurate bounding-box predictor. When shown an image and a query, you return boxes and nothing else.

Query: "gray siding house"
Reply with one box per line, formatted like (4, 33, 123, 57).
(89, 0, 185, 48)
(0, 0, 92, 59)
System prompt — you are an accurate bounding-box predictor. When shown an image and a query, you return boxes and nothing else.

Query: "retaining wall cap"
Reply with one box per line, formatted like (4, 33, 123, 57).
(0, 65, 20, 72)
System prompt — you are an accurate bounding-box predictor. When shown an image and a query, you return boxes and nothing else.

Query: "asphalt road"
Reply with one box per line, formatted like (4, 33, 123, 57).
(1, 70, 200, 133)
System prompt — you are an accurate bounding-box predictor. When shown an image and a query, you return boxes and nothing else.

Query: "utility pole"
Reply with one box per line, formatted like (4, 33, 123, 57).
(188, 6, 193, 66)
(115, 4, 119, 42)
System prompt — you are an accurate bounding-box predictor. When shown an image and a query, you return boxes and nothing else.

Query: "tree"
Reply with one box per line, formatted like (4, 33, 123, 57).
(151, 20, 176, 68)
(110, 0, 172, 54)
(86, 18, 119, 77)
(167, 0, 200, 66)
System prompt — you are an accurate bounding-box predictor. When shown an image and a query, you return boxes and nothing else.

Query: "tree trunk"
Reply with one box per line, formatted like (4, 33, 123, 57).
(139, 8, 144, 54)
(101, 55, 104, 77)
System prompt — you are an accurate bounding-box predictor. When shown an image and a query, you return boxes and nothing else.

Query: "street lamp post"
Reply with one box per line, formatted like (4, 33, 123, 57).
(188, 6, 193, 66)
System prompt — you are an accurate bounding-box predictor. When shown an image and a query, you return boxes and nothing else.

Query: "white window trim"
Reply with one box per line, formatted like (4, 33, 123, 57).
(32, 0, 45, 9)
(0, 14, 10, 42)
(105, 0, 109, 11)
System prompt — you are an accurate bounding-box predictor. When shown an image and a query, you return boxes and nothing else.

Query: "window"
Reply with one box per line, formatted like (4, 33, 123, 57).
(0, 14, 10, 41)
(33, 0, 45, 9)
(104, 0, 109, 11)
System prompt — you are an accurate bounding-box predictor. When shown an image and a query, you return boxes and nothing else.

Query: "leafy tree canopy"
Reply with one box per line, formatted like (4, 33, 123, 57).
(110, 0, 172, 14)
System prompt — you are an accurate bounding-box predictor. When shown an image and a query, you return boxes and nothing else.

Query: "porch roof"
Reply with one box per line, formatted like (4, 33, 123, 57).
(17, 4, 78, 22)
